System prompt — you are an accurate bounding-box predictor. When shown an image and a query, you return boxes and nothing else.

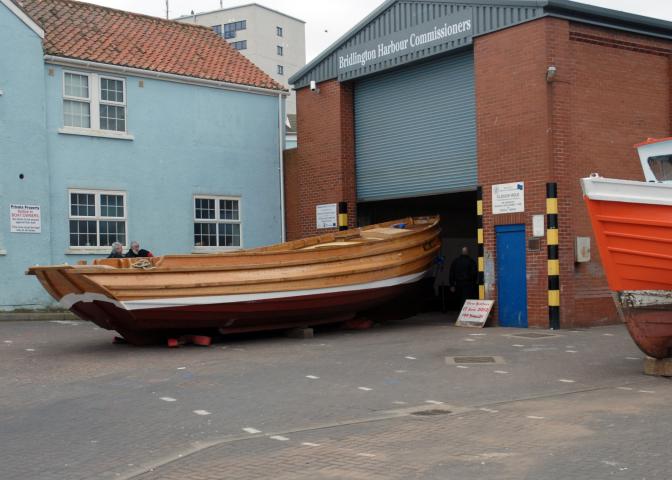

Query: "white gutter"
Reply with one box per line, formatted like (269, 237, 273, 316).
(278, 94, 286, 241)
(44, 55, 289, 97)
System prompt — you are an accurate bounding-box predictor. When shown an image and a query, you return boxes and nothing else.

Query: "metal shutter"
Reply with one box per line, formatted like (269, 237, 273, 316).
(354, 51, 476, 202)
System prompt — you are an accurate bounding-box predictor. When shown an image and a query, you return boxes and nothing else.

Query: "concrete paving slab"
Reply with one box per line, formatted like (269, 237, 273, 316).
(0, 314, 669, 479)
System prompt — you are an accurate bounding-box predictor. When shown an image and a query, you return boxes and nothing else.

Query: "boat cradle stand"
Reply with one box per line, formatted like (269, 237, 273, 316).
(643, 357, 672, 377)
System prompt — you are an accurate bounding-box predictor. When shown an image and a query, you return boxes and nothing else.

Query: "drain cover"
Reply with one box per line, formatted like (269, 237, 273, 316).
(509, 332, 558, 339)
(455, 356, 496, 364)
(411, 409, 452, 416)
(445, 355, 505, 365)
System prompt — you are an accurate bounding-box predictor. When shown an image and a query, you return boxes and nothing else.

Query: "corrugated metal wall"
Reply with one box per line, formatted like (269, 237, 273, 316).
(355, 50, 476, 202)
(291, 2, 544, 89)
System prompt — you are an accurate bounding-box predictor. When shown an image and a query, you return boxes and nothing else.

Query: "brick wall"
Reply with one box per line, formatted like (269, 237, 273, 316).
(283, 80, 357, 240)
(288, 16, 671, 328)
(565, 22, 671, 326)
(476, 17, 671, 327)
(475, 19, 554, 327)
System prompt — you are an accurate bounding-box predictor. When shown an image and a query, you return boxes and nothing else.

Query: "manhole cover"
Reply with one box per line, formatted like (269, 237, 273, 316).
(455, 356, 496, 364)
(445, 355, 505, 365)
(509, 332, 558, 339)
(411, 409, 452, 416)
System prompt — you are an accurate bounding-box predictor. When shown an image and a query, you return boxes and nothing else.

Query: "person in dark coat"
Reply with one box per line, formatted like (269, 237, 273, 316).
(107, 242, 124, 258)
(449, 246, 477, 309)
(125, 240, 153, 258)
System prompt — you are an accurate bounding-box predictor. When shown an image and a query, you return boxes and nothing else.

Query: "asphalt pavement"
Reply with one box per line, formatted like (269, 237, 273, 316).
(1, 314, 670, 479)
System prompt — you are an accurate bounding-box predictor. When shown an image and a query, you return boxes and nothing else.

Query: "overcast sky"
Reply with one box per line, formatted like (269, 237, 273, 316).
(84, 1, 672, 61)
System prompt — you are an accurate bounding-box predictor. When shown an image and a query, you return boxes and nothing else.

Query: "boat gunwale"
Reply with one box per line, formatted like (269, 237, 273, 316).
(107, 245, 441, 294)
(49, 221, 440, 276)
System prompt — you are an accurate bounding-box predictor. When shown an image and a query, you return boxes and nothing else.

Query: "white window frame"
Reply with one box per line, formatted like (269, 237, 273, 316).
(193, 195, 243, 252)
(67, 188, 128, 254)
(62, 71, 92, 128)
(59, 71, 133, 140)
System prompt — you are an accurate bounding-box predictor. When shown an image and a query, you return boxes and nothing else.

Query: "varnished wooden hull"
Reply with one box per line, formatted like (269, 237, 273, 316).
(27, 217, 440, 344)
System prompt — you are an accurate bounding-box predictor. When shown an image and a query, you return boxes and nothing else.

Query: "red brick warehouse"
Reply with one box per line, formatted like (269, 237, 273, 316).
(285, 0, 672, 328)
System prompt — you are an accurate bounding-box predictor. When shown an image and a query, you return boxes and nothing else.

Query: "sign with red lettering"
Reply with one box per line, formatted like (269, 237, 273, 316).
(456, 300, 494, 328)
(10, 204, 41, 234)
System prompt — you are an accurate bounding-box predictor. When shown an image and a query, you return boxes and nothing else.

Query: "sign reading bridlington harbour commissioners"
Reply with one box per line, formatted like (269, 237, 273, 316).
(337, 8, 473, 80)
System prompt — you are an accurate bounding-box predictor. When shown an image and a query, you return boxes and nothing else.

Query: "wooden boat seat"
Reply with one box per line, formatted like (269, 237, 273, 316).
(301, 241, 363, 250)
(361, 227, 410, 238)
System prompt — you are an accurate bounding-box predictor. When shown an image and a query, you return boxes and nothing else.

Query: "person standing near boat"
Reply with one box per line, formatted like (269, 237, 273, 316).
(125, 240, 153, 258)
(107, 242, 124, 258)
(449, 246, 477, 309)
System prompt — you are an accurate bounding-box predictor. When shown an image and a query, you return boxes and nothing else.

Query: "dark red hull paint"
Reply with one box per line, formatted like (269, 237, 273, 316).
(622, 305, 672, 359)
(70, 282, 418, 345)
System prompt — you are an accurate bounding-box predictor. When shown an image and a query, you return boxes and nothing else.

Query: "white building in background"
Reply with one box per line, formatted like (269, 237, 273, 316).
(176, 3, 305, 126)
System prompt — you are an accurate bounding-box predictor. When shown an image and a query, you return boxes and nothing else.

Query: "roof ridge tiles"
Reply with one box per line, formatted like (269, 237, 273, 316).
(19, 0, 286, 91)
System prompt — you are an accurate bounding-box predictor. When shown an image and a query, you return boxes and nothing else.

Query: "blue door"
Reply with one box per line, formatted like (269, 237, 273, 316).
(496, 224, 528, 328)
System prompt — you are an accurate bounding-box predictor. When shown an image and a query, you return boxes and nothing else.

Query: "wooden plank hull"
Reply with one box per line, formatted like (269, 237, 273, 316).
(581, 177, 672, 358)
(27, 217, 440, 344)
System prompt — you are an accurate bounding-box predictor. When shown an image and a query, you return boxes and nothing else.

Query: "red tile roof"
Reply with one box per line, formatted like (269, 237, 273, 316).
(19, 0, 285, 91)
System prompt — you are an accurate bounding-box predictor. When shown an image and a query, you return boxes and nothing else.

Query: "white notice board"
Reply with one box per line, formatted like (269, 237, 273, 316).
(316, 203, 337, 229)
(456, 300, 495, 328)
(492, 182, 524, 214)
(10, 204, 41, 233)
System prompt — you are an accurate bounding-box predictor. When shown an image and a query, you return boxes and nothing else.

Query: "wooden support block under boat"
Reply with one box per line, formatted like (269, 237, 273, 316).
(643, 356, 672, 377)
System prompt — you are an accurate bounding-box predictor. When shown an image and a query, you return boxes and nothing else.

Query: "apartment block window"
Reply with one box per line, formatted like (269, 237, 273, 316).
(68, 189, 126, 248)
(194, 196, 241, 249)
(222, 20, 246, 39)
(277, 45, 283, 56)
(231, 40, 247, 50)
(212, 25, 222, 36)
(276, 26, 283, 37)
(63, 71, 126, 133)
(277, 65, 284, 75)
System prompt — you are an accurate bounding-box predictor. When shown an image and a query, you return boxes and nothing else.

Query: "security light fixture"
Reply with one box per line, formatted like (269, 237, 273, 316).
(546, 65, 557, 82)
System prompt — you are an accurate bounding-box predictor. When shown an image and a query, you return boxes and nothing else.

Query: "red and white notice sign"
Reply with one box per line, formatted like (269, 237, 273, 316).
(456, 300, 494, 328)
(10, 204, 41, 234)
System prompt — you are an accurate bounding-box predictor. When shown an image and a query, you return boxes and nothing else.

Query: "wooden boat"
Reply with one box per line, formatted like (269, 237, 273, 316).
(27, 217, 440, 344)
(581, 138, 672, 359)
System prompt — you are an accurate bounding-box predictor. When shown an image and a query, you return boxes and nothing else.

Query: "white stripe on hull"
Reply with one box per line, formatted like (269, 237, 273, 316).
(60, 292, 125, 310)
(619, 290, 672, 308)
(60, 270, 429, 311)
(581, 176, 672, 206)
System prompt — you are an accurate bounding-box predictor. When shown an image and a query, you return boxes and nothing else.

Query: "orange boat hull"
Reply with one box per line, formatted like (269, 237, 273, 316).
(583, 177, 672, 358)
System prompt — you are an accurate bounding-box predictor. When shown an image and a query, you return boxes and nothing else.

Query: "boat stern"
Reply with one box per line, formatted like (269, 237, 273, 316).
(615, 290, 672, 359)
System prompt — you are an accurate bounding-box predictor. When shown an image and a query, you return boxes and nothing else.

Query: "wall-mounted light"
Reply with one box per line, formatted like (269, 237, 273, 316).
(309, 80, 319, 93)
(546, 65, 557, 83)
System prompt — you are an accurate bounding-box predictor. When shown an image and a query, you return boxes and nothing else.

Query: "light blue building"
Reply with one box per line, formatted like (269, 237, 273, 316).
(0, 0, 287, 310)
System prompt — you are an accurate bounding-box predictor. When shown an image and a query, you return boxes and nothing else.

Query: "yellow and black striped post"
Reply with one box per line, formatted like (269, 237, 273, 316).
(338, 202, 348, 231)
(546, 183, 560, 330)
(477, 186, 485, 300)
